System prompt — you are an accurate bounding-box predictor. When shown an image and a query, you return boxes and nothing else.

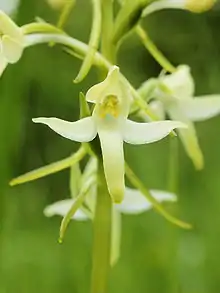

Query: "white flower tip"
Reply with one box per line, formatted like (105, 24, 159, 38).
(32, 118, 42, 123)
(43, 206, 54, 217)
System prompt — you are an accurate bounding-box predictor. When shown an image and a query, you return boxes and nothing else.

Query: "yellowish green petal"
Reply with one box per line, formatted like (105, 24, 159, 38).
(0, 53, 8, 76)
(74, 0, 101, 83)
(179, 95, 220, 122)
(97, 122, 125, 203)
(168, 106, 204, 169)
(0, 10, 22, 41)
(2, 35, 23, 63)
(10, 147, 86, 186)
(86, 66, 121, 103)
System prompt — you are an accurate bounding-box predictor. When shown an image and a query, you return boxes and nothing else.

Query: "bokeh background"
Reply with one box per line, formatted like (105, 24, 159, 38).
(1, 0, 220, 292)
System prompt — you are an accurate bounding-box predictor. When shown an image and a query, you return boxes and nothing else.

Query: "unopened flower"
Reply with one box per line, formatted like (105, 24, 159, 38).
(141, 65, 220, 169)
(142, 0, 216, 17)
(47, 0, 71, 10)
(44, 158, 177, 265)
(0, 10, 24, 75)
(33, 66, 185, 203)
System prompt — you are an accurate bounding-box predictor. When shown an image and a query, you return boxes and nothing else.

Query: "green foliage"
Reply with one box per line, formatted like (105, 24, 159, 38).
(1, 1, 220, 293)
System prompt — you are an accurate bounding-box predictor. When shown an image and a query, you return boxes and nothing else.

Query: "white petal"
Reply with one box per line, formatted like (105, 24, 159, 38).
(0, 10, 23, 42)
(179, 95, 220, 121)
(44, 199, 89, 221)
(97, 121, 125, 203)
(142, 0, 186, 17)
(0, 0, 20, 15)
(0, 53, 8, 76)
(168, 106, 204, 169)
(110, 209, 122, 266)
(161, 65, 195, 99)
(2, 35, 23, 63)
(32, 117, 97, 143)
(86, 66, 122, 103)
(116, 187, 177, 214)
(123, 119, 186, 145)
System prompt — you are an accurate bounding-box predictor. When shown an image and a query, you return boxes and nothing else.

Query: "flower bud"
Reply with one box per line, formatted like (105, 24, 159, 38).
(46, 0, 68, 10)
(142, 0, 216, 17)
(185, 0, 216, 12)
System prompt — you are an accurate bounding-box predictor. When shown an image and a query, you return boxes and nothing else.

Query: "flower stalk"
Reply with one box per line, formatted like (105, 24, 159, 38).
(136, 25, 176, 73)
(91, 160, 112, 293)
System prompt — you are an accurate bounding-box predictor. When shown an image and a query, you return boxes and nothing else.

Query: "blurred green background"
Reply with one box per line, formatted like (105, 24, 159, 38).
(1, 0, 220, 292)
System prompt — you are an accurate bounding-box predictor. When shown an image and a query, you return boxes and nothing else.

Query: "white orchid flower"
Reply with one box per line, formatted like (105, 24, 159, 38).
(0, 10, 24, 75)
(142, 0, 216, 16)
(33, 66, 185, 203)
(44, 158, 177, 266)
(142, 65, 220, 169)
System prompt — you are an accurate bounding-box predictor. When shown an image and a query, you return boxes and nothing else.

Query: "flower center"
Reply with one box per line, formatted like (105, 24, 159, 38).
(99, 95, 120, 118)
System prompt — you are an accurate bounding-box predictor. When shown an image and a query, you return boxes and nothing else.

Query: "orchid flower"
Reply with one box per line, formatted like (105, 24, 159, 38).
(139, 65, 220, 169)
(142, 0, 216, 17)
(0, 10, 24, 75)
(33, 66, 185, 203)
(44, 158, 177, 266)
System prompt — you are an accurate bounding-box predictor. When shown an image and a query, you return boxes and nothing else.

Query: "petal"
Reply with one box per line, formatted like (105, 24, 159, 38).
(142, 0, 186, 16)
(168, 106, 204, 169)
(97, 121, 125, 203)
(44, 199, 89, 221)
(179, 95, 220, 121)
(116, 187, 176, 214)
(32, 116, 97, 142)
(178, 122, 204, 169)
(0, 0, 20, 15)
(0, 53, 8, 76)
(161, 65, 195, 99)
(86, 66, 121, 103)
(110, 209, 122, 266)
(0, 10, 23, 42)
(123, 119, 186, 145)
(1, 35, 23, 63)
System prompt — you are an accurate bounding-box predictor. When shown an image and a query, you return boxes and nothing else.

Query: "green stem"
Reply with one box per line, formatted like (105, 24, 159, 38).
(91, 160, 112, 293)
(136, 25, 176, 73)
(101, 0, 116, 63)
